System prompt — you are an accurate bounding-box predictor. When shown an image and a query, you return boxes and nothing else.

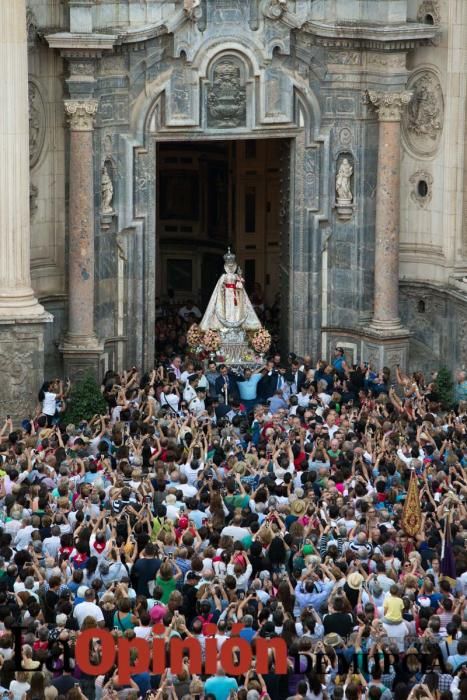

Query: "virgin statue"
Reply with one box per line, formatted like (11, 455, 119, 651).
(200, 249, 261, 331)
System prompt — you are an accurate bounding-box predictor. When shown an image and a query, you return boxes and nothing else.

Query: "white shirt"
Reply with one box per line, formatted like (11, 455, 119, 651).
(42, 391, 57, 416)
(160, 392, 179, 413)
(180, 463, 202, 486)
(43, 535, 61, 559)
(13, 525, 36, 551)
(178, 483, 198, 499)
(73, 601, 104, 628)
(221, 525, 249, 540)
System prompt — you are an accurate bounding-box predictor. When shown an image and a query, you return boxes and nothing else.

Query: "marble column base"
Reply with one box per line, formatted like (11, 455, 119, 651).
(60, 337, 103, 380)
(0, 314, 52, 422)
(361, 327, 410, 375)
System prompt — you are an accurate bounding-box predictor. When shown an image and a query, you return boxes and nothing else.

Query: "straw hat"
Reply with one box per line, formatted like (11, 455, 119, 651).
(347, 572, 364, 590)
(291, 499, 306, 516)
(324, 633, 344, 647)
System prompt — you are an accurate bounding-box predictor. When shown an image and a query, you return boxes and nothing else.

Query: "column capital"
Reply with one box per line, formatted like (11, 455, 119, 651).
(64, 99, 98, 131)
(364, 90, 412, 122)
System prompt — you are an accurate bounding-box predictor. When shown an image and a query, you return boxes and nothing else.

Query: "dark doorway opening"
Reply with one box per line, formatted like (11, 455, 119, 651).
(156, 138, 286, 325)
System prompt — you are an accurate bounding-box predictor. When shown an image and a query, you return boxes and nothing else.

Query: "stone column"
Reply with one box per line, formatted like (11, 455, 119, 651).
(360, 90, 412, 374)
(0, 0, 51, 420)
(61, 100, 102, 376)
(366, 90, 412, 331)
(0, 0, 46, 318)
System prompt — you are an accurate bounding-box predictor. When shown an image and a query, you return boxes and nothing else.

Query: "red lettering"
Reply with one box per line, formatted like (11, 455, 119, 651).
(204, 634, 219, 675)
(75, 629, 115, 676)
(220, 637, 252, 675)
(118, 637, 151, 685)
(170, 638, 202, 675)
(151, 626, 167, 675)
(256, 637, 288, 674)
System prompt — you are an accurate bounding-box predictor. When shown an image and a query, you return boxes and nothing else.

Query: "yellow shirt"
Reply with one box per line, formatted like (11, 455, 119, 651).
(384, 595, 404, 622)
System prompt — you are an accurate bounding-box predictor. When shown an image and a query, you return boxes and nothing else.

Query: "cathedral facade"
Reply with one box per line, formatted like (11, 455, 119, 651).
(1, 1, 466, 412)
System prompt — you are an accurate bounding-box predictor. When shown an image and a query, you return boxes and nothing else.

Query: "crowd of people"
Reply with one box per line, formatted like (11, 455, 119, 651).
(0, 304, 466, 700)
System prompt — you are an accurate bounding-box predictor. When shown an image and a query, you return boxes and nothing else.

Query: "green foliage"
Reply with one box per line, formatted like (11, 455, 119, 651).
(63, 373, 107, 425)
(433, 366, 454, 410)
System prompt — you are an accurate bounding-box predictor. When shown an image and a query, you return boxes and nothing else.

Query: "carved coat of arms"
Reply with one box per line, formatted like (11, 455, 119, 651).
(207, 60, 246, 128)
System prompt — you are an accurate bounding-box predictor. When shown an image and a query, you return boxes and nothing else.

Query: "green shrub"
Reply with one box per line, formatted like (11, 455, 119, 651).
(433, 366, 454, 410)
(63, 373, 107, 424)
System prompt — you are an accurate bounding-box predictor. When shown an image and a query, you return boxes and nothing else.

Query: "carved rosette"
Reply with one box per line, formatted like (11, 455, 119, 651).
(364, 90, 412, 122)
(64, 100, 98, 131)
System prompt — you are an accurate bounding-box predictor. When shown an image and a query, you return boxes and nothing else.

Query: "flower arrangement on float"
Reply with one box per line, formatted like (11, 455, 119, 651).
(203, 329, 221, 353)
(251, 327, 272, 354)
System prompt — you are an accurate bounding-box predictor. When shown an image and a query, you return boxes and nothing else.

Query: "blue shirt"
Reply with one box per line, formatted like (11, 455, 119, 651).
(204, 676, 239, 700)
(237, 374, 262, 400)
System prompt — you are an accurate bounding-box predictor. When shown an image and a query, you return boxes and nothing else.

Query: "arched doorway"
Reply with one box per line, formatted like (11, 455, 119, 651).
(124, 45, 323, 369)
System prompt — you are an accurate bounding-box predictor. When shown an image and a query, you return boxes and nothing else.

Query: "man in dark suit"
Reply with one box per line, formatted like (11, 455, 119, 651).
(214, 364, 240, 402)
(286, 359, 306, 393)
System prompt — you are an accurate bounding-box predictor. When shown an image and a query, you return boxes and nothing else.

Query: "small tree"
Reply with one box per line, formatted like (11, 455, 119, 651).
(63, 373, 107, 425)
(433, 366, 454, 410)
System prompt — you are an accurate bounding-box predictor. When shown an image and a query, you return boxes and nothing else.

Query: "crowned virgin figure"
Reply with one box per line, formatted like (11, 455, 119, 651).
(200, 249, 261, 332)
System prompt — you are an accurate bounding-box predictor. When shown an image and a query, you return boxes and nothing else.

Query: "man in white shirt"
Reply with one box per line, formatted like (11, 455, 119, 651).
(73, 590, 105, 628)
(179, 301, 202, 322)
(13, 518, 36, 551)
(42, 526, 62, 559)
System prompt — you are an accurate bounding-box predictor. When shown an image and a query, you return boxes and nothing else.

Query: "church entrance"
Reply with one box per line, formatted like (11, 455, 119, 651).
(156, 138, 287, 331)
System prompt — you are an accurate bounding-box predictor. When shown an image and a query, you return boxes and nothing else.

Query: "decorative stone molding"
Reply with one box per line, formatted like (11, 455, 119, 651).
(64, 100, 98, 131)
(409, 170, 433, 208)
(364, 90, 412, 122)
(28, 81, 46, 169)
(402, 70, 443, 156)
(417, 0, 441, 26)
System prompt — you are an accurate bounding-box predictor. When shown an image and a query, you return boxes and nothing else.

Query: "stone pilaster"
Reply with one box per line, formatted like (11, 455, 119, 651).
(0, 0, 51, 419)
(60, 99, 102, 378)
(360, 90, 412, 373)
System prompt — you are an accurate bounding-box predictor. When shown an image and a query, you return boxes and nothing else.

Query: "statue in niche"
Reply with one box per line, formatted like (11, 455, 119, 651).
(336, 158, 353, 202)
(101, 165, 114, 214)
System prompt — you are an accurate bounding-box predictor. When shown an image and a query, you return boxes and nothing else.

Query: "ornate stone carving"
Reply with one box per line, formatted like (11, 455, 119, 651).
(101, 165, 114, 214)
(207, 60, 246, 128)
(417, 0, 441, 25)
(64, 100, 98, 131)
(364, 90, 412, 122)
(263, 0, 288, 20)
(409, 170, 433, 208)
(30, 184, 38, 220)
(28, 81, 46, 168)
(403, 71, 443, 156)
(367, 54, 405, 70)
(328, 51, 361, 65)
(26, 6, 38, 45)
(184, 0, 202, 22)
(68, 61, 95, 77)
